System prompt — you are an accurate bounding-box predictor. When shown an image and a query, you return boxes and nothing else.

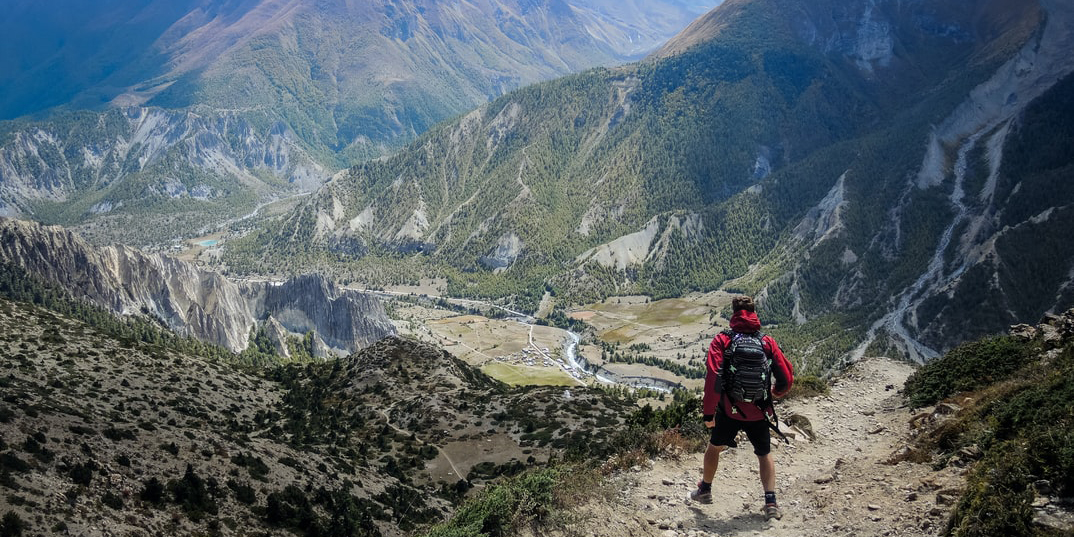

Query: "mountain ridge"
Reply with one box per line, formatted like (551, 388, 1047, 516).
(0, 0, 721, 245)
(229, 0, 1074, 368)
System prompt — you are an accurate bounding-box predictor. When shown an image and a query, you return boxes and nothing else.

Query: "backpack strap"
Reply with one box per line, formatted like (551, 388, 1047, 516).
(720, 398, 790, 445)
(763, 401, 791, 445)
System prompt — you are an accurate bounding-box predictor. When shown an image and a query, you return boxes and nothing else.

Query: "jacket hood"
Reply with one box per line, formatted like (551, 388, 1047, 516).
(729, 310, 762, 333)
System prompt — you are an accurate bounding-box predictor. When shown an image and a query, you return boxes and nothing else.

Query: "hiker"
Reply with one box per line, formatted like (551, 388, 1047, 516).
(689, 295, 794, 521)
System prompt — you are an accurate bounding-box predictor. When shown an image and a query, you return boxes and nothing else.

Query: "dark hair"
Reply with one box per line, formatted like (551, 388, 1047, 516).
(732, 295, 756, 313)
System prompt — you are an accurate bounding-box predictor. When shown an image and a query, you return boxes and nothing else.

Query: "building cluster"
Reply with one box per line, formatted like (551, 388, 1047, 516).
(493, 346, 556, 368)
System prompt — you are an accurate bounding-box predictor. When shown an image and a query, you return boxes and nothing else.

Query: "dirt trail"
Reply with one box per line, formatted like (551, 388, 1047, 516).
(558, 357, 965, 537)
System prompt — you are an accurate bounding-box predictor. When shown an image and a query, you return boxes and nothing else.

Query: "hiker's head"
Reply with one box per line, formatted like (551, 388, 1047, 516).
(732, 295, 756, 313)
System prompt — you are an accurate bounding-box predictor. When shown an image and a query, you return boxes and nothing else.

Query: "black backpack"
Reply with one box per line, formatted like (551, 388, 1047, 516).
(721, 330, 772, 404)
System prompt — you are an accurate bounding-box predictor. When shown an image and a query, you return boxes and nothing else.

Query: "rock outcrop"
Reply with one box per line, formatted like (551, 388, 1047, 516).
(255, 273, 395, 353)
(0, 217, 394, 354)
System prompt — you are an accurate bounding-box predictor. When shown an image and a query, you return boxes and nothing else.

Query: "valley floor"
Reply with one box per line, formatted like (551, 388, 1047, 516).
(541, 358, 964, 537)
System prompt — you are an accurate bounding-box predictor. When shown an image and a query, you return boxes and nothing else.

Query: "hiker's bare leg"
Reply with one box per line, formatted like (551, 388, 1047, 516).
(758, 453, 775, 492)
(703, 444, 725, 483)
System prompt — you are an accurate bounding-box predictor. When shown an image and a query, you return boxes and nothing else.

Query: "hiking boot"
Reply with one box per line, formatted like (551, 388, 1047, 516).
(688, 482, 712, 504)
(763, 503, 783, 521)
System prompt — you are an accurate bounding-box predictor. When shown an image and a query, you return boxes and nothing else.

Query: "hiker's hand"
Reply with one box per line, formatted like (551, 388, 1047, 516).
(704, 419, 715, 428)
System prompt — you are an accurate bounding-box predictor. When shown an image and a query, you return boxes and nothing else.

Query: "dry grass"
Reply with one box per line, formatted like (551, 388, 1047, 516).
(599, 428, 701, 475)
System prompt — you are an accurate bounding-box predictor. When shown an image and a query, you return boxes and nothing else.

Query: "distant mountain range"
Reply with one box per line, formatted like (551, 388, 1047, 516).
(1, 0, 719, 125)
(0, 0, 719, 243)
(237, 0, 1074, 368)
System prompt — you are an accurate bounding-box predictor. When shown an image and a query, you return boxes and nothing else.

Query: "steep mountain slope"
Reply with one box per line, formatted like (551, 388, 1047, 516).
(0, 0, 204, 119)
(0, 298, 633, 536)
(0, 0, 720, 245)
(0, 217, 394, 356)
(237, 0, 1073, 368)
(0, 106, 330, 244)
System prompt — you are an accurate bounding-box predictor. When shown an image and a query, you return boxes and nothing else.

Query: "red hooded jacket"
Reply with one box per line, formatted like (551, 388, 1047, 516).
(702, 310, 793, 421)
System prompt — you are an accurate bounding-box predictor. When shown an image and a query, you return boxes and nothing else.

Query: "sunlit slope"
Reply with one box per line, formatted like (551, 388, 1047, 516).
(237, 0, 1072, 368)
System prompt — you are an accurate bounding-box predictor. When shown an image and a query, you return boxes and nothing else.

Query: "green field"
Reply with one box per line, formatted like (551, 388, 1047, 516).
(482, 362, 580, 386)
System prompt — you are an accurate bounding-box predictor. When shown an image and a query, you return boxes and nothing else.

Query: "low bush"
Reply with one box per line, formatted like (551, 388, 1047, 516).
(786, 374, 828, 398)
(102, 427, 136, 441)
(69, 461, 95, 486)
(423, 467, 562, 537)
(1, 511, 26, 537)
(101, 491, 124, 510)
(903, 336, 1031, 408)
(226, 479, 257, 505)
(906, 335, 1074, 537)
(168, 464, 218, 521)
(140, 477, 165, 505)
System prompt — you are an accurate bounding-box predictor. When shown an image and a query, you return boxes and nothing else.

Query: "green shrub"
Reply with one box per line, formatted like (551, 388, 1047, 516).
(226, 479, 257, 505)
(140, 477, 165, 505)
(1, 511, 26, 537)
(264, 484, 315, 531)
(0, 454, 29, 474)
(102, 427, 136, 441)
(423, 468, 561, 537)
(786, 374, 828, 399)
(904, 336, 1030, 408)
(231, 450, 280, 481)
(101, 491, 124, 510)
(906, 336, 1074, 536)
(168, 464, 218, 521)
(947, 441, 1035, 537)
(69, 461, 95, 486)
(987, 363, 1074, 498)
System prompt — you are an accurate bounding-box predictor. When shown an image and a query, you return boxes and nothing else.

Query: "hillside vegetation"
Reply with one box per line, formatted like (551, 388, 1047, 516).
(224, 0, 1073, 371)
(900, 311, 1074, 536)
(0, 273, 641, 536)
(417, 311, 1074, 537)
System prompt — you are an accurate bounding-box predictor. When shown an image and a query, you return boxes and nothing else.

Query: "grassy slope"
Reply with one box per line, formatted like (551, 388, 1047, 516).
(901, 320, 1074, 537)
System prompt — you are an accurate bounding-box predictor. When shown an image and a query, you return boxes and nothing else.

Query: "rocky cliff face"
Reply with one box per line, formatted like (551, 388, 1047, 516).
(255, 273, 396, 353)
(0, 217, 394, 354)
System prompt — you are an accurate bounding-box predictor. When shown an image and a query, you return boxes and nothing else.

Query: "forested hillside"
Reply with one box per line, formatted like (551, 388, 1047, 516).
(227, 0, 1074, 370)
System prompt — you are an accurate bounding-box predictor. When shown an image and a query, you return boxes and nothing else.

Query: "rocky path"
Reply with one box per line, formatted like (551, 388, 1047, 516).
(558, 358, 965, 537)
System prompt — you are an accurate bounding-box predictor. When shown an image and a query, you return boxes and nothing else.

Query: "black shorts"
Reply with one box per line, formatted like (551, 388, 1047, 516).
(709, 412, 771, 456)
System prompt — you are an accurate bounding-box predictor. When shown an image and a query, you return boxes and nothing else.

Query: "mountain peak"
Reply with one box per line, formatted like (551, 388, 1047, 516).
(649, 0, 746, 59)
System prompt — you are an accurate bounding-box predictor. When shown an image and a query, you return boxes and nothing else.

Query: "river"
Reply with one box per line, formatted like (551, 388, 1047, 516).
(360, 287, 683, 392)
(560, 329, 682, 393)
